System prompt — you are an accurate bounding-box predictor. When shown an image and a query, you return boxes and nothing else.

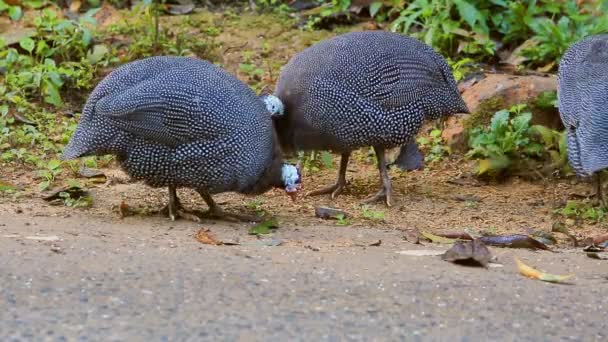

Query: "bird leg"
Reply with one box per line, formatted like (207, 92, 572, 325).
(596, 173, 606, 209)
(198, 191, 263, 222)
(362, 146, 393, 207)
(306, 152, 350, 199)
(160, 185, 203, 223)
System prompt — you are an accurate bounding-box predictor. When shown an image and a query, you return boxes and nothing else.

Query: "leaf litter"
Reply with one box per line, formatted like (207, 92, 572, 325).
(442, 239, 493, 267)
(195, 229, 223, 246)
(515, 257, 574, 284)
(249, 218, 279, 235)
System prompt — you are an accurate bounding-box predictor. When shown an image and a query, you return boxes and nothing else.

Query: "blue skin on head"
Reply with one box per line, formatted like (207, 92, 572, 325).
(281, 164, 301, 200)
(262, 95, 285, 117)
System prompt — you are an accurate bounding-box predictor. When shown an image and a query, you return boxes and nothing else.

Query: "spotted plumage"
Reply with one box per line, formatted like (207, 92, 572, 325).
(63, 56, 301, 221)
(558, 34, 608, 206)
(273, 31, 468, 205)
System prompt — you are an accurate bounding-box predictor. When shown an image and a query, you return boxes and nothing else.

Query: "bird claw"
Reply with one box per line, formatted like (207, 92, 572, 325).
(306, 182, 347, 199)
(160, 204, 203, 223)
(201, 207, 264, 223)
(361, 187, 392, 207)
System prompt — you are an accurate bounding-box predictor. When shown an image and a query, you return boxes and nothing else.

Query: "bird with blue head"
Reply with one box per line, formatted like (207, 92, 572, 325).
(63, 56, 301, 222)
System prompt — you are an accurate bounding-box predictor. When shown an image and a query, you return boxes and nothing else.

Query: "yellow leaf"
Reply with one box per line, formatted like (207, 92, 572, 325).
(69, 0, 82, 13)
(421, 231, 456, 244)
(515, 257, 574, 283)
(478, 159, 491, 175)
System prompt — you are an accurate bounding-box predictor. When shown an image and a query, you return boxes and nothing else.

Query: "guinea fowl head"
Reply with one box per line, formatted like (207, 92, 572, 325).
(281, 162, 302, 201)
(261, 95, 285, 117)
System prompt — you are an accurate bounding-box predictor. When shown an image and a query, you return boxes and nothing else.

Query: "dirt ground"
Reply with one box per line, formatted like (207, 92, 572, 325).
(1, 151, 606, 246)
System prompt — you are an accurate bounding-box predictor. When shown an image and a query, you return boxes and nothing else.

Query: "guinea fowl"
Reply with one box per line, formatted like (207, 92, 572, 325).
(271, 31, 468, 206)
(62, 56, 301, 222)
(558, 34, 608, 207)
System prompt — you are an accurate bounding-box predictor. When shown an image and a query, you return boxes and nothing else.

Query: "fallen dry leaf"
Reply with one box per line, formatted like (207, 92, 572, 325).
(442, 239, 492, 267)
(436, 231, 475, 240)
(515, 257, 574, 284)
(586, 252, 608, 260)
(195, 229, 222, 246)
(421, 231, 457, 244)
(479, 234, 550, 250)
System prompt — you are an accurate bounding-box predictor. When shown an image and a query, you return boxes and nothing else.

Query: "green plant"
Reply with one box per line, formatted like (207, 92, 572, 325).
(448, 57, 475, 82)
(466, 104, 545, 176)
(519, 2, 608, 68)
(556, 200, 606, 223)
(308, 0, 608, 69)
(297, 151, 334, 174)
(361, 206, 385, 221)
(417, 128, 450, 163)
(335, 213, 350, 226)
(254, 0, 292, 13)
(36, 159, 63, 191)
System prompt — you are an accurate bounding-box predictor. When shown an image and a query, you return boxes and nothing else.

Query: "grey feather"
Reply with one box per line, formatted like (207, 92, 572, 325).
(63, 56, 296, 198)
(274, 31, 468, 155)
(558, 34, 608, 176)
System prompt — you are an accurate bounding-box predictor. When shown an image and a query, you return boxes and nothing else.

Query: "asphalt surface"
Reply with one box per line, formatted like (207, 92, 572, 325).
(1, 213, 607, 341)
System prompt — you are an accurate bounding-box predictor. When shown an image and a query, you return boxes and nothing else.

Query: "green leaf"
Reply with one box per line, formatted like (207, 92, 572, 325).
(453, 0, 488, 34)
(248, 218, 279, 235)
(8, 5, 22, 21)
(369, 1, 382, 18)
(530, 125, 555, 146)
(511, 112, 532, 133)
(86, 44, 109, 64)
(35, 39, 49, 56)
(490, 110, 509, 133)
(38, 180, 51, 192)
(47, 159, 62, 170)
(42, 79, 62, 107)
(19, 37, 35, 53)
(430, 129, 442, 138)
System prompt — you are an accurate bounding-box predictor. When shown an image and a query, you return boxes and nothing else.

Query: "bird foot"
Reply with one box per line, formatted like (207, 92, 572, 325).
(201, 207, 264, 223)
(160, 204, 204, 223)
(306, 181, 347, 199)
(361, 186, 392, 207)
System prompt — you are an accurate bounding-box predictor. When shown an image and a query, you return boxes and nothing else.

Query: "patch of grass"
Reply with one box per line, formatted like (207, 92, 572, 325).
(361, 206, 385, 222)
(335, 213, 350, 226)
(555, 200, 606, 223)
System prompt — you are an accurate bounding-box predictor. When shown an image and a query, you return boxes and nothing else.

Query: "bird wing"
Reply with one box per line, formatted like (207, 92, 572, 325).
(94, 79, 213, 148)
(362, 52, 450, 110)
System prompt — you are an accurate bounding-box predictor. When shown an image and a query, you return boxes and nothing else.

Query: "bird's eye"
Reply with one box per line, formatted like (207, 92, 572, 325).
(569, 124, 576, 132)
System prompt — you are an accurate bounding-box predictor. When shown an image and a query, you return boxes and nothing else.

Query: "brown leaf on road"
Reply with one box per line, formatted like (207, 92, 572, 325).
(435, 232, 475, 240)
(195, 229, 223, 246)
(479, 234, 550, 250)
(442, 239, 492, 267)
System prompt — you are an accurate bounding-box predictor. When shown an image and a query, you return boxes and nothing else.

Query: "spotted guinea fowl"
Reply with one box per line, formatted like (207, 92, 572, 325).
(558, 34, 608, 207)
(62, 56, 301, 222)
(270, 31, 468, 206)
